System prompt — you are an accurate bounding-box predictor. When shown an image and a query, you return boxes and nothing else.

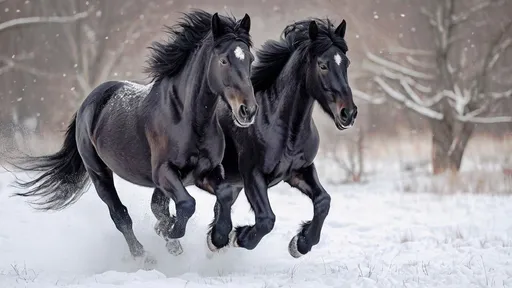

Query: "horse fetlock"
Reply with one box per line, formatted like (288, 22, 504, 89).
(154, 218, 174, 238)
(176, 199, 196, 219)
(255, 216, 276, 235)
(127, 240, 146, 260)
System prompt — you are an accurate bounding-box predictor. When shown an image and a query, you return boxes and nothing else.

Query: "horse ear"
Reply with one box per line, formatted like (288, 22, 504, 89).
(309, 20, 318, 41)
(335, 19, 347, 38)
(240, 13, 251, 33)
(211, 12, 223, 39)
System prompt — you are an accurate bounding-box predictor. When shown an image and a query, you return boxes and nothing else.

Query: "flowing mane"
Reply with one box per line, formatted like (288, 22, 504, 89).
(251, 18, 348, 92)
(145, 10, 252, 82)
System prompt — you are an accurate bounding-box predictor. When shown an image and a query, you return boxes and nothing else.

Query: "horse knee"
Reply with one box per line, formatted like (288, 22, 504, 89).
(256, 214, 276, 235)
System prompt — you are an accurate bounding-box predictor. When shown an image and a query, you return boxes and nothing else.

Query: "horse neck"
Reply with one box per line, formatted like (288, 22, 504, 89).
(270, 62, 316, 133)
(178, 42, 220, 128)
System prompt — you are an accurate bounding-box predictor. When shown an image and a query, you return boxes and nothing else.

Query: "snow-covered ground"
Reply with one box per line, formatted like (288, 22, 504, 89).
(0, 165, 511, 288)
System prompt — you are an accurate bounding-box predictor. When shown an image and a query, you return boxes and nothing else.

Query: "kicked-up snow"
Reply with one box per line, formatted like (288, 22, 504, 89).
(0, 165, 511, 288)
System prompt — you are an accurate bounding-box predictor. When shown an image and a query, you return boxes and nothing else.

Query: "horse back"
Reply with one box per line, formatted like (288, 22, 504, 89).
(75, 80, 154, 185)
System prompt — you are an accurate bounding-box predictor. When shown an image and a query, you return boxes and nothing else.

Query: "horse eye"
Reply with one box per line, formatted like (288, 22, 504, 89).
(319, 64, 328, 71)
(220, 58, 228, 65)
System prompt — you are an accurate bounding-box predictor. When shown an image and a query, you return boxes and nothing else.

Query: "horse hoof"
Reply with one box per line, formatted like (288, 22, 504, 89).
(288, 235, 305, 259)
(228, 230, 239, 247)
(166, 239, 183, 256)
(134, 252, 157, 269)
(206, 230, 220, 252)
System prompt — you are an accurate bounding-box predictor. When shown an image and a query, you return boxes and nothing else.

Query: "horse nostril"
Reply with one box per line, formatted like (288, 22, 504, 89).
(352, 109, 358, 120)
(340, 108, 350, 122)
(239, 104, 249, 118)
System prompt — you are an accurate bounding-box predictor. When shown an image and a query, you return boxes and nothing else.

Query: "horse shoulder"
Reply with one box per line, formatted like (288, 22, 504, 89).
(301, 122, 320, 164)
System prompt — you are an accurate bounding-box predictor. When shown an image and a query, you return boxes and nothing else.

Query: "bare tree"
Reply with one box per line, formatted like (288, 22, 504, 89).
(0, 4, 90, 77)
(52, 0, 162, 100)
(363, 0, 512, 174)
(324, 127, 366, 183)
(0, 0, 92, 143)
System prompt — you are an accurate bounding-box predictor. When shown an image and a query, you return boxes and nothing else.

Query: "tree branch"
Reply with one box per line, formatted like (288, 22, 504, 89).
(457, 115, 512, 123)
(366, 52, 434, 80)
(0, 55, 60, 78)
(451, 0, 503, 26)
(0, 9, 92, 32)
(373, 76, 444, 120)
(352, 89, 386, 104)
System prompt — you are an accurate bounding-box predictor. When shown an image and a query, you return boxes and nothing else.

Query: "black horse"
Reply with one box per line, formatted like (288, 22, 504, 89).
(202, 18, 357, 257)
(12, 10, 256, 263)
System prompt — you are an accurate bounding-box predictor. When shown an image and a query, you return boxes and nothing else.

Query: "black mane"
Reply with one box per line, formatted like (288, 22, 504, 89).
(145, 10, 252, 82)
(251, 18, 348, 92)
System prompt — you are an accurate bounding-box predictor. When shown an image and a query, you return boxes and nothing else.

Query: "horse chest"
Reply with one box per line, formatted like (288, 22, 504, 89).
(264, 151, 307, 184)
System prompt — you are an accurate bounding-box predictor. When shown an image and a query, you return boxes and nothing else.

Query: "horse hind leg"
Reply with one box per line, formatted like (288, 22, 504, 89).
(80, 142, 155, 265)
(150, 188, 181, 254)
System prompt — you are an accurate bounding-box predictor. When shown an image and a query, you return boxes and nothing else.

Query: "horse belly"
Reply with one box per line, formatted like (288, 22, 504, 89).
(95, 135, 154, 187)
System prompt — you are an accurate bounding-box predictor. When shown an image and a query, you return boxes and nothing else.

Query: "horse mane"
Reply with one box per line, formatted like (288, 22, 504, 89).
(145, 9, 252, 82)
(251, 18, 348, 92)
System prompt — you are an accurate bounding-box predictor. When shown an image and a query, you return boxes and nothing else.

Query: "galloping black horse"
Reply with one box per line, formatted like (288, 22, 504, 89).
(203, 18, 357, 257)
(12, 10, 256, 262)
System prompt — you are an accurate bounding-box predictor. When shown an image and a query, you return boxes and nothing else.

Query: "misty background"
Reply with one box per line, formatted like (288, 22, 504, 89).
(0, 0, 510, 192)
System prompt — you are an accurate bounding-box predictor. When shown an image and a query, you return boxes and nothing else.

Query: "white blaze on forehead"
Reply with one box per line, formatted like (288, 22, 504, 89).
(334, 53, 342, 66)
(234, 46, 245, 60)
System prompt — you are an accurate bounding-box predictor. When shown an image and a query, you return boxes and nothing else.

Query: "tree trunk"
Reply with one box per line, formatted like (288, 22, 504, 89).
(430, 118, 475, 175)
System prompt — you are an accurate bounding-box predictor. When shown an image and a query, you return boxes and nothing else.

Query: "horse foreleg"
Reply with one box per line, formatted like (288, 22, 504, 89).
(285, 163, 331, 258)
(207, 184, 242, 251)
(152, 164, 196, 256)
(193, 165, 240, 252)
(230, 169, 275, 250)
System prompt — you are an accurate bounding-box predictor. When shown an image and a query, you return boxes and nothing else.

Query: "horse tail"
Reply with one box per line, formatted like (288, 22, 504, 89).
(12, 113, 91, 211)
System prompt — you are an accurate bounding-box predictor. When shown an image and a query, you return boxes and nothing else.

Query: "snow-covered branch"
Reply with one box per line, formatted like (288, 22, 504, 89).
(406, 56, 436, 69)
(490, 89, 512, 99)
(352, 89, 386, 104)
(0, 9, 91, 32)
(373, 76, 444, 120)
(0, 55, 60, 78)
(366, 52, 434, 80)
(451, 0, 503, 25)
(457, 114, 512, 124)
(387, 47, 434, 56)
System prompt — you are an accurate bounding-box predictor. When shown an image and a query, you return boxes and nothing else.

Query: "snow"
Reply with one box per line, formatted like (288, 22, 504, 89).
(0, 164, 511, 288)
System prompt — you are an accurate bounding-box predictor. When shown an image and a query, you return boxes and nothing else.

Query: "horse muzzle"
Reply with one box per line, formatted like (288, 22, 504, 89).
(224, 88, 258, 128)
(334, 106, 357, 130)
